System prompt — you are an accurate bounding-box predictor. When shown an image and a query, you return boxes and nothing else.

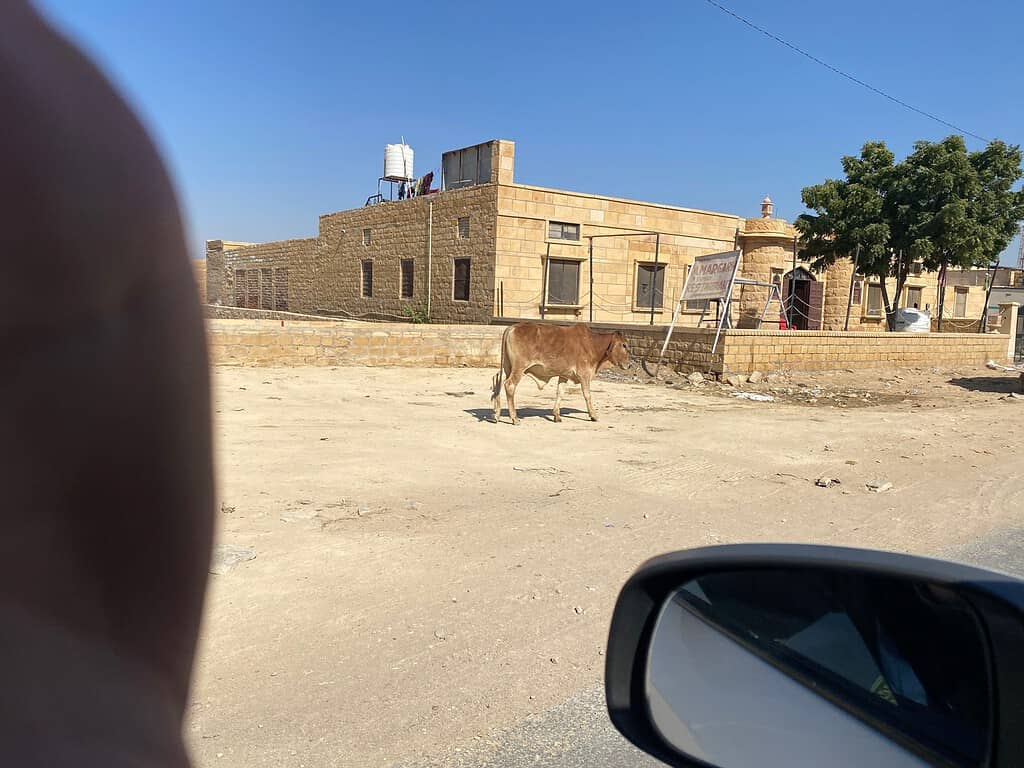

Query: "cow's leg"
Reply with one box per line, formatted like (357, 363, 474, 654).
(553, 377, 564, 423)
(505, 369, 523, 425)
(581, 377, 598, 422)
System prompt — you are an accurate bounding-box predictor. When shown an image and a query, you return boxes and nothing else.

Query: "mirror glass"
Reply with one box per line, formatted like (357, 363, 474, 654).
(645, 568, 991, 768)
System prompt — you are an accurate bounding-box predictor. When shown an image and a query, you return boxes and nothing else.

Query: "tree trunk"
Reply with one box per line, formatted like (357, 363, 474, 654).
(936, 262, 948, 332)
(879, 277, 897, 332)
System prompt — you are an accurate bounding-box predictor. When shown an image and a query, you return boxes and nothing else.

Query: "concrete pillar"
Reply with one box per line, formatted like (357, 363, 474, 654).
(822, 258, 855, 331)
(999, 302, 1019, 362)
(736, 201, 797, 329)
(491, 140, 515, 185)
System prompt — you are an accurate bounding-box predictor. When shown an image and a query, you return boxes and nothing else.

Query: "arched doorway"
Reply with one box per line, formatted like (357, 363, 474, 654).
(783, 267, 823, 330)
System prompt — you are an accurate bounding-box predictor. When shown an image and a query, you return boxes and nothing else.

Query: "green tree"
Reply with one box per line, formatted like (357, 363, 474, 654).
(797, 137, 1024, 331)
(796, 142, 905, 329)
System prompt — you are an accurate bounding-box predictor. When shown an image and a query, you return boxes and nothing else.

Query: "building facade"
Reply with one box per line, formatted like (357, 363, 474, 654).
(206, 139, 992, 331)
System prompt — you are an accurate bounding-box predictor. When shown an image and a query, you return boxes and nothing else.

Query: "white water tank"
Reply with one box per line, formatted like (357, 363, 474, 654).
(384, 143, 414, 182)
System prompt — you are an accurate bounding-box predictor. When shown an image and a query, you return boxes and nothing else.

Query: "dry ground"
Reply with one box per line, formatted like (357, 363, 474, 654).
(188, 364, 1024, 768)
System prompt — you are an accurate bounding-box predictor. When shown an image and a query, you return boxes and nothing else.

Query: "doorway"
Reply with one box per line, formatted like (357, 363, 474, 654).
(782, 268, 823, 330)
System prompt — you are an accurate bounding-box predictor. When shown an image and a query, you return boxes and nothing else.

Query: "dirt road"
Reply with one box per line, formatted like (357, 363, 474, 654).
(188, 364, 1024, 767)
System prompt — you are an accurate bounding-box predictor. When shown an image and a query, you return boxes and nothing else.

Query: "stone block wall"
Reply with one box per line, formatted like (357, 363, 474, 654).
(719, 330, 1009, 374)
(494, 184, 742, 325)
(207, 320, 503, 367)
(207, 318, 1010, 374)
(308, 185, 498, 323)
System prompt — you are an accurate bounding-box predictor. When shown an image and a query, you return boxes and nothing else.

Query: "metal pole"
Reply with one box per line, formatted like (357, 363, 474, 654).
(789, 236, 797, 329)
(541, 243, 550, 320)
(588, 237, 594, 323)
(979, 261, 998, 333)
(651, 234, 660, 326)
(711, 250, 743, 361)
(844, 245, 861, 331)
(426, 200, 433, 319)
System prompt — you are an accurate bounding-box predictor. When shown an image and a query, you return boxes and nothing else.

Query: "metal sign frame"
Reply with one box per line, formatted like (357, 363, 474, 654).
(654, 250, 742, 375)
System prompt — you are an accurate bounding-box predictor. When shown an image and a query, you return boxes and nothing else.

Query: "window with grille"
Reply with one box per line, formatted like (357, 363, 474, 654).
(362, 228, 372, 246)
(274, 268, 288, 311)
(361, 261, 373, 298)
(245, 270, 260, 309)
(547, 221, 580, 241)
(851, 280, 863, 305)
(546, 259, 580, 305)
(234, 269, 246, 307)
(636, 263, 665, 309)
(866, 284, 883, 317)
(453, 259, 471, 301)
(260, 268, 273, 310)
(400, 259, 414, 299)
(906, 286, 923, 309)
(458, 217, 470, 239)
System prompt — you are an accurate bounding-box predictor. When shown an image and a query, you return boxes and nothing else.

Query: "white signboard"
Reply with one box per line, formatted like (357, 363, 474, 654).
(680, 250, 741, 302)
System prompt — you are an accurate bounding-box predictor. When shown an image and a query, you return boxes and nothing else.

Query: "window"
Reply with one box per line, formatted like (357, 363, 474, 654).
(453, 258, 471, 301)
(636, 263, 666, 309)
(274, 267, 288, 311)
(400, 259, 414, 299)
(245, 270, 259, 309)
(866, 284, 883, 317)
(547, 221, 580, 241)
(851, 280, 863, 305)
(546, 258, 580, 305)
(905, 286, 923, 309)
(260, 268, 273, 310)
(361, 260, 373, 298)
(234, 269, 246, 307)
(954, 287, 968, 318)
(910, 261, 924, 276)
(362, 228, 372, 246)
(458, 216, 470, 239)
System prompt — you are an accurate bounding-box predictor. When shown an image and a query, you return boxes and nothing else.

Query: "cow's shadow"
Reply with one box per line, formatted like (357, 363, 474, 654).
(464, 407, 590, 423)
(949, 375, 1022, 394)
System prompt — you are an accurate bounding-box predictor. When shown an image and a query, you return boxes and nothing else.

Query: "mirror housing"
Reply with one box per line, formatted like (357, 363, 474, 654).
(605, 544, 1024, 768)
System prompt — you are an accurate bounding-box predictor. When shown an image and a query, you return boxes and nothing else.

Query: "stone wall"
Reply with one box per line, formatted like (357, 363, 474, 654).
(735, 217, 797, 328)
(719, 330, 1009, 374)
(204, 305, 347, 322)
(493, 184, 742, 325)
(218, 238, 316, 311)
(309, 185, 498, 323)
(207, 319, 503, 367)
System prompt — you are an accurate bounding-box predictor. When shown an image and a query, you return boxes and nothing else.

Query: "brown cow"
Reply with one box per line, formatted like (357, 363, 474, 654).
(491, 323, 632, 424)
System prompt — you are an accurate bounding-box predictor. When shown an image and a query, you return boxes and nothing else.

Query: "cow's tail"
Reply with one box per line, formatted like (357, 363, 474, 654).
(491, 326, 511, 412)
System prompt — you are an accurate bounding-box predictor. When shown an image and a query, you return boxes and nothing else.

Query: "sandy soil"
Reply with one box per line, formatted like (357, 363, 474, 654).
(188, 363, 1024, 768)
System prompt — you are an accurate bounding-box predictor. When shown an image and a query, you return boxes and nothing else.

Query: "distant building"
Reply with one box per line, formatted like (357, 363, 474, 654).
(206, 139, 991, 331)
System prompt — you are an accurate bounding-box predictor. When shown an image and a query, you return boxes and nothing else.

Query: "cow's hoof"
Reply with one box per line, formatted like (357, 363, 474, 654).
(590, 415, 599, 422)
(553, 414, 562, 423)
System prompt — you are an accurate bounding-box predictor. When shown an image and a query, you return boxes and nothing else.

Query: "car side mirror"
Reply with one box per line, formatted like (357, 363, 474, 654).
(605, 544, 1024, 768)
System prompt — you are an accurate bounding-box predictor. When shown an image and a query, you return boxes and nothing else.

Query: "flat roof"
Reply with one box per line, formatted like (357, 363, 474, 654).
(506, 182, 743, 221)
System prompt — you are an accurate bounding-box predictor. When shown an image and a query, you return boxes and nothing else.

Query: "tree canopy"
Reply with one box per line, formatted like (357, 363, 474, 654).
(796, 136, 1024, 329)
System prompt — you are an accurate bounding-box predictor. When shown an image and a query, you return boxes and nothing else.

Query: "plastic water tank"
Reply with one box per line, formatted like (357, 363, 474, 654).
(893, 308, 931, 333)
(384, 144, 414, 181)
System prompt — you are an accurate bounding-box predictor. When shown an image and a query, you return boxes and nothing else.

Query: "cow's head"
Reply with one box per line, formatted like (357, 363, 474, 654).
(607, 332, 632, 370)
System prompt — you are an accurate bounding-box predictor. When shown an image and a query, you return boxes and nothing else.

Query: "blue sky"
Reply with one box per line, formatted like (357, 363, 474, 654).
(37, 0, 1023, 264)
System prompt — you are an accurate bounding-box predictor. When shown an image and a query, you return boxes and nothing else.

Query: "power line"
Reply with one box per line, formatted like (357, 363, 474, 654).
(698, 0, 990, 143)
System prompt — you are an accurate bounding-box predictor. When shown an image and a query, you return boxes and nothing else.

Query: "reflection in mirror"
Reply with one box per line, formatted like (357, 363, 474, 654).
(646, 569, 991, 768)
